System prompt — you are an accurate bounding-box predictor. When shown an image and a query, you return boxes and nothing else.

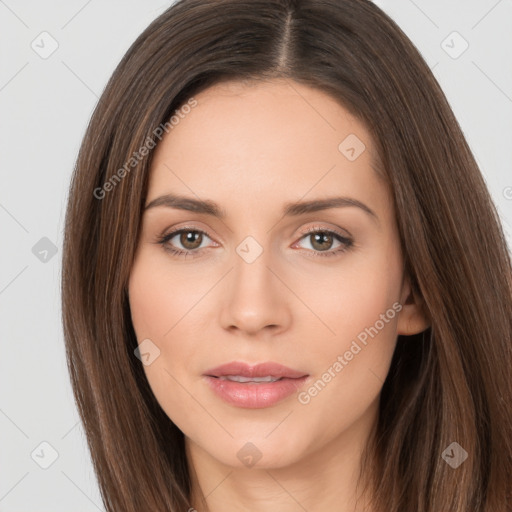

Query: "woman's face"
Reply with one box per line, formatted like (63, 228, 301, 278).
(128, 78, 421, 470)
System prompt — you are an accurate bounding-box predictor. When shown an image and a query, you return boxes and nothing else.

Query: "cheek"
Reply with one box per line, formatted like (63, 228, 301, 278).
(300, 242, 402, 347)
(128, 253, 201, 422)
(128, 258, 170, 340)
(299, 241, 403, 403)
(128, 247, 208, 340)
(128, 247, 217, 364)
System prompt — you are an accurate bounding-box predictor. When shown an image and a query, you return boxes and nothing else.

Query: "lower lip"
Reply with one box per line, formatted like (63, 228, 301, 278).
(203, 375, 309, 409)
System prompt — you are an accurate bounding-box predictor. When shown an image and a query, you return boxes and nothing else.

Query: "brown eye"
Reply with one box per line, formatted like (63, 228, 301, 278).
(295, 228, 353, 258)
(309, 232, 335, 252)
(178, 230, 203, 250)
(158, 228, 213, 256)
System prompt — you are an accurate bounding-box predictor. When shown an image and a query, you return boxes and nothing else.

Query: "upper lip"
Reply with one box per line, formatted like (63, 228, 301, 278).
(204, 361, 308, 379)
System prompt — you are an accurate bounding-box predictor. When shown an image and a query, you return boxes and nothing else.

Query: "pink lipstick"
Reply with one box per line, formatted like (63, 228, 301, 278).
(203, 361, 309, 409)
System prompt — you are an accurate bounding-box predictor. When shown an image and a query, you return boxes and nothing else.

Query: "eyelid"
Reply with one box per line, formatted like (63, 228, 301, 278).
(298, 224, 352, 241)
(159, 224, 218, 246)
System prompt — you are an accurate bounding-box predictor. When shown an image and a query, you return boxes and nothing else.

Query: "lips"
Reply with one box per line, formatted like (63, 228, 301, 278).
(202, 361, 309, 408)
(203, 361, 308, 380)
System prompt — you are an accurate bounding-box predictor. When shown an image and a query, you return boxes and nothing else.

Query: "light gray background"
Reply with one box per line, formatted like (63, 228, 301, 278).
(1, 1, 511, 510)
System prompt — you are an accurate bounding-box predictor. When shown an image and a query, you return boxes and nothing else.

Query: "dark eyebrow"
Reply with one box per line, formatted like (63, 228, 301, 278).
(145, 194, 224, 217)
(283, 196, 378, 223)
(144, 193, 379, 224)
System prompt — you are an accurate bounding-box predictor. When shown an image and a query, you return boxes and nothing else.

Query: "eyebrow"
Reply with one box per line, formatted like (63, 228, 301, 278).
(144, 193, 379, 223)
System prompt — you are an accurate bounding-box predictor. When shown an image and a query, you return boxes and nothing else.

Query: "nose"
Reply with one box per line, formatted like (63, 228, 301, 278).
(219, 245, 292, 337)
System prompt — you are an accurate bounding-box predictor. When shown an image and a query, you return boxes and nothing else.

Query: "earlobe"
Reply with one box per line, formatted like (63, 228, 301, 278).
(397, 279, 431, 336)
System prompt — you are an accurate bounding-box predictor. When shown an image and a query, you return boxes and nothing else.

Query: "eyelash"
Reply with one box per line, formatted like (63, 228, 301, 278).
(155, 225, 353, 259)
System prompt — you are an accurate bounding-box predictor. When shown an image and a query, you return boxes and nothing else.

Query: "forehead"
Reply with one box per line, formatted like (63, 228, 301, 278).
(147, 78, 390, 221)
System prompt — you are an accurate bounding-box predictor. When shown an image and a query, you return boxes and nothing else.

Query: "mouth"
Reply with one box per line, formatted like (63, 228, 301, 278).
(203, 361, 308, 379)
(202, 361, 309, 408)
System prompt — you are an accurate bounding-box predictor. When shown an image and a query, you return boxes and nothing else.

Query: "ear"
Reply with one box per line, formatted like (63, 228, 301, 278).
(396, 276, 430, 336)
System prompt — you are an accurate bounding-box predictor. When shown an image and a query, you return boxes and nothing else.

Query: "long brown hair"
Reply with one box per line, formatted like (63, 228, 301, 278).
(61, 0, 512, 510)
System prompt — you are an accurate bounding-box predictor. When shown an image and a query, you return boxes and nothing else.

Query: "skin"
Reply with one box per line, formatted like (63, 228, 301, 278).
(128, 78, 429, 512)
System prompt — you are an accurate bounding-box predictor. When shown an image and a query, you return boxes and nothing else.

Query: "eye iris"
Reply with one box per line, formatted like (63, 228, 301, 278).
(310, 232, 333, 251)
(180, 231, 202, 250)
